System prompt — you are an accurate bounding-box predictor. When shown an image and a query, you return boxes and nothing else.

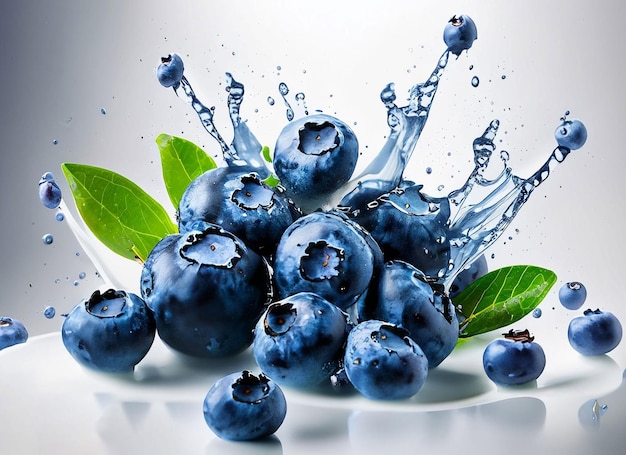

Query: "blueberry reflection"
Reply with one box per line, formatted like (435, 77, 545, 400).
(206, 434, 282, 455)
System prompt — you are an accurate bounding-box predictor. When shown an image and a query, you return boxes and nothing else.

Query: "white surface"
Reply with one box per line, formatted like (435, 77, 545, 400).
(2, 0, 626, 453)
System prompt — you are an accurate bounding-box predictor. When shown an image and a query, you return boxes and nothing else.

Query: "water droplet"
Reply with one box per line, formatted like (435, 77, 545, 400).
(437, 184, 445, 191)
(295, 92, 305, 101)
(278, 82, 289, 96)
(276, 65, 282, 71)
(55, 212, 65, 222)
(43, 306, 56, 319)
(52, 139, 59, 145)
(471, 76, 480, 87)
(469, 64, 474, 70)
(42, 234, 54, 245)
(426, 167, 432, 174)
(78, 272, 86, 280)
(267, 96, 275, 106)
(73, 280, 79, 286)
(100, 107, 107, 115)
(532, 308, 542, 318)
(501, 74, 507, 80)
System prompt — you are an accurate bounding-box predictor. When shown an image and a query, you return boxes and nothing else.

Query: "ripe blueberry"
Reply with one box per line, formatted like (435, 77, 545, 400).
(558, 281, 587, 310)
(443, 15, 478, 56)
(554, 119, 587, 150)
(61, 289, 156, 373)
(38, 172, 62, 209)
(203, 370, 287, 441)
(482, 329, 546, 386)
(568, 309, 622, 356)
(344, 320, 428, 400)
(157, 53, 184, 89)
(253, 292, 351, 388)
(0, 317, 28, 350)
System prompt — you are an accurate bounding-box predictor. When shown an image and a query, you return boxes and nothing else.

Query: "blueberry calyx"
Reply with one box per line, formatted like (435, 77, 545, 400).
(86, 289, 127, 318)
(448, 15, 464, 27)
(231, 175, 275, 210)
(179, 228, 243, 268)
(583, 308, 602, 316)
(231, 370, 271, 404)
(264, 302, 297, 336)
(297, 121, 340, 156)
(503, 328, 534, 343)
(300, 241, 344, 281)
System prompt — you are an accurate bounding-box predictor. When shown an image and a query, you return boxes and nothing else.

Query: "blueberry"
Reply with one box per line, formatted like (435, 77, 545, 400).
(443, 15, 478, 56)
(61, 289, 156, 373)
(253, 292, 351, 389)
(482, 329, 546, 386)
(554, 119, 587, 150)
(351, 181, 451, 280)
(344, 320, 428, 400)
(157, 53, 184, 89)
(38, 172, 62, 209)
(558, 281, 587, 310)
(449, 253, 488, 298)
(177, 166, 295, 257)
(203, 370, 287, 441)
(360, 260, 459, 368)
(568, 309, 622, 356)
(140, 224, 271, 357)
(273, 114, 359, 213)
(272, 211, 383, 311)
(0, 317, 28, 350)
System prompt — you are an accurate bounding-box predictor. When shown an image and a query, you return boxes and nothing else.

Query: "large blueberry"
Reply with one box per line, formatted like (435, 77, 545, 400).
(360, 260, 459, 368)
(443, 15, 478, 56)
(0, 317, 28, 350)
(344, 320, 428, 400)
(568, 309, 622, 356)
(351, 181, 451, 281)
(272, 211, 383, 312)
(483, 329, 546, 386)
(253, 292, 351, 388)
(61, 289, 156, 373)
(273, 114, 358, 213)
(157, 53, 184, 89)
(140, 224, 271, 358)
(177, 166, 296, 257)
(203, 370, 287, 441)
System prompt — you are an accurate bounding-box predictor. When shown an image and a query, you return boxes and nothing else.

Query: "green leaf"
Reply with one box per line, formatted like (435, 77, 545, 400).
(262, 173, 281, 188)
(156, 134, 217, 208)
(261, 145, 272, 163)
(455, 265, 557, 338)
(61, 163, 177, 263)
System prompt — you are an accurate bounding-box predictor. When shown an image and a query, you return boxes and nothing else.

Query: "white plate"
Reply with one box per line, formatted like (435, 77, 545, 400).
(1, 330, 625, 454)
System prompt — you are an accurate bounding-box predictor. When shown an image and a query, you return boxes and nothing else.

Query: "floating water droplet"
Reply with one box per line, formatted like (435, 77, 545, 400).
(471, 76, 480, 87)
(501, 74, 507, 80)
(278, 82, 289, 96)
(73, 280, 79, 286)
(42, 234, 54, 245)
(295, 92, 305, 101)
(437, 184, 445, 191)
(532, 308, 542, 318)
(426, 167, 432, 174)
(267, 96, 275, 106)
(78, 271, 86, 280)
(100, 107, 107, 115)
(276, 65, 282, 71)
(469, 64, 474, 70)
(43, 306, 56, 319)
(52, 139, 58, 145)
(55, 212, 65, 222)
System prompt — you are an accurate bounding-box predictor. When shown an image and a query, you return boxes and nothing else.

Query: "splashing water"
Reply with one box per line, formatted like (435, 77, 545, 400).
(166, 45, 579, 290)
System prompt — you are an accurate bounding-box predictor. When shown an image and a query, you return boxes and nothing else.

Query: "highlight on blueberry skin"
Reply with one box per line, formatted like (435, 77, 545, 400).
(344, 320, 429, 400)
(568, 309, 622, 356)
(482, 329, 546, 386)
(0, 317, 28, 350)
(443, 14, 478, 56)
(61, 289, 156, 373)
(157, 53, 184, 88)
(38, 171, 62, 209)
(203, 370, 287, 441)
(253, 292, 351, 389)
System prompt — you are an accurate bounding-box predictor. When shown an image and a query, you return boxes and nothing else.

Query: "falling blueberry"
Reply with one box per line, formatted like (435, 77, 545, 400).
(43, 306, 56, 319)
(38, 172, 62, 209)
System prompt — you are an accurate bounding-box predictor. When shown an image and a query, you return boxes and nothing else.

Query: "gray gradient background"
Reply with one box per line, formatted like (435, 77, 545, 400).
(1, 0, 626, 453)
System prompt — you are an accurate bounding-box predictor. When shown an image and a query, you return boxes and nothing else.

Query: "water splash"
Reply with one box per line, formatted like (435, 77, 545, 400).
(335, 51, 451, 209)
(278, 82, 295, 121)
